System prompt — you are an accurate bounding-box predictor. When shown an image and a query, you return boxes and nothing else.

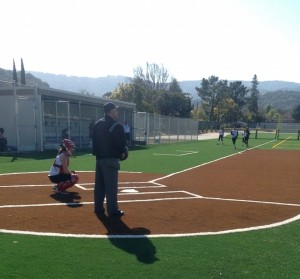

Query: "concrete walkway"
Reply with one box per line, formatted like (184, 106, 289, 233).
(198, 132, 229, 140)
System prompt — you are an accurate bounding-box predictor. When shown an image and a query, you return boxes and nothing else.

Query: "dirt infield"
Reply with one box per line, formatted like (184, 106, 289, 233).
(0, 150, 299, 236)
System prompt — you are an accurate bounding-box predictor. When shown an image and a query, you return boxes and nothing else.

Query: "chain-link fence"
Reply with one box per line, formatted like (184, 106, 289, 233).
(133, 112, 199, 145)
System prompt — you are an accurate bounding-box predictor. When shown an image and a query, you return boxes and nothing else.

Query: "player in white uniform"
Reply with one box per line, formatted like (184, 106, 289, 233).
(217, 126, 224, 145)
(48, 139, 79, 194)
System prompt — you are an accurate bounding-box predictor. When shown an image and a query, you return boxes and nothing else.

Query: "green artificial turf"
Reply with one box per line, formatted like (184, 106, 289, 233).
(1, 220, 299, 279)
(0, 136, 284, 174)
(0, 136, 299, 278)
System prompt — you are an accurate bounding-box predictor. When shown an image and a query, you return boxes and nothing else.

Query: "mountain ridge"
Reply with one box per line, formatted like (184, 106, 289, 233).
(28, 71, 300, 98)
(2, 68, 300, 112)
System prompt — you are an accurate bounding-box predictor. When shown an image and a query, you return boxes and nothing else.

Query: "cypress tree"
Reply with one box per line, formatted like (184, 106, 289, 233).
(21, 58, 26, 85)
(248, 74, 259, 115)
(13, 59, 18, 85)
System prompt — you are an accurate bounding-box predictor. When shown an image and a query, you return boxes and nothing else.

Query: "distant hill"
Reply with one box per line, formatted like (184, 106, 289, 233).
(241, 80, 300, 93)
(2, 68, 300, 112)
(28, 71, 300, 99)
(259, 90, 300, 111)
(28, 71, 130, 95)
(0, 68, 50, 88)
(180, 80, 300, 98)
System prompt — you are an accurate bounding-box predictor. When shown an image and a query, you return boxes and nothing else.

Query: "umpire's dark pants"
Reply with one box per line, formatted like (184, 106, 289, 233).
(94, 158, 120, 215)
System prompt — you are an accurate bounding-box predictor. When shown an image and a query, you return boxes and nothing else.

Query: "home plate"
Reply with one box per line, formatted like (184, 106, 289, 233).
(120, 189, 139, 193)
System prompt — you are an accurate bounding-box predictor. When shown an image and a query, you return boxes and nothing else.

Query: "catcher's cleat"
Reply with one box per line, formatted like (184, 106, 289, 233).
(53, 185, 68, 195)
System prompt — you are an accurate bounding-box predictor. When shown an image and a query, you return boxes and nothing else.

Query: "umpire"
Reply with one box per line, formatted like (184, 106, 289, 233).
(92, 102, 128, 218)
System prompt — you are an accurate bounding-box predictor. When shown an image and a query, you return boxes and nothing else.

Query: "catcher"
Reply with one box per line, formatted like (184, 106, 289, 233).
(48, 139, 79, 194)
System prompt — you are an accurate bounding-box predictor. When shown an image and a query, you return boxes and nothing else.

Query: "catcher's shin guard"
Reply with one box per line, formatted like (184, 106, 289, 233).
(56, 182, 65, 192)
(71, 173, 79, 184)
(61, 174, 79, 191)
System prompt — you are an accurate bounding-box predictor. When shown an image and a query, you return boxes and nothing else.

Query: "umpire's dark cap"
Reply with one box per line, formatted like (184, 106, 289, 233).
(104, 102, 117, 113)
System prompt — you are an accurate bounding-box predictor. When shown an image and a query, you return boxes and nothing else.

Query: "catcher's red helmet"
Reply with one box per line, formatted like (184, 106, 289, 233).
(61, 139, 76, 152)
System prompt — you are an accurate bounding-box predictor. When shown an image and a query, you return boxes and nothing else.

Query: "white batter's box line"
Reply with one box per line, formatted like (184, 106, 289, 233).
(182, 191, 203, 198)
(0, 196, 202, 209)
(0, 202, 84, 209)
(119, 171, 143, 173)
(2, 194, 297, 210)
(0, 191, 200, 209)
(74, 181, 167, 190)
(76, 185, 167, 191)
(120, 185, 167, 189)
(0, 184, 56, 188)
(153, 150, 199, 156)
(176, 150, 199, 153)
(120, 181, 167, 189)
(118, 190, 200, 197)
(118, 196, 200, 203)
(118, 181, 162, 185)
(75, 181, 161, 186)
(201, 196, 300, 207)
(74, 184, 86, 190)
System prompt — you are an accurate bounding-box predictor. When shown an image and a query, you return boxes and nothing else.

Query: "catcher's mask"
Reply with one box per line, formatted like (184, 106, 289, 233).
(61, 139, 76, 155)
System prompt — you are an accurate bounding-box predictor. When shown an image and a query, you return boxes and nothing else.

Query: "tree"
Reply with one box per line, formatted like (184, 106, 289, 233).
(154, 77, 192, 117)
(155, 91, 192, 117)
(224, 81, 249, 122)
(109, 79, 146, 112)
(265, 104, 272, 115)
(191, 106, 207, 121)
(292, 104, 300, 121)
(102, 92, 112, 98)
(13, 59, 18, 84)
(195, 76, 226, 121)
(21, 58, 26, 85)
(168, 78, 182, 93)
(195, 76, 252, 123)
(196, 76, 215, 121)
(248, 74, 260, 121)
(79, 89, 94, 96)
(133, 62, 170, 106)
(109, 63, 191, 116)
(221, 98, 242, 123)
(213, 79, 230, 122)
(133, 62, 169, 92)
(110, 63, 184, 114)
(229, 81, 248, 107)
(266, 108, 280, 122)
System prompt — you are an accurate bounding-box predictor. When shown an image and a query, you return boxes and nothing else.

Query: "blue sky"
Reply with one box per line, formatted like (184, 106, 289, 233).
(1, 0, 300, 82)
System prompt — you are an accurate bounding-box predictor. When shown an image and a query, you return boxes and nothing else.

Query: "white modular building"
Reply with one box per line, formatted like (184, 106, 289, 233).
(0, 83, 135, 152)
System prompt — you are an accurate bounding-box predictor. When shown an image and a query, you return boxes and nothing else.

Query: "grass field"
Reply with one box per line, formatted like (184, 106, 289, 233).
(0, 135, 299, 279)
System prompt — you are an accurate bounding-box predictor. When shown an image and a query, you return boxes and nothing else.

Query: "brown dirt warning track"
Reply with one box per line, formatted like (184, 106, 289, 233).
(0, 149, 299, 237)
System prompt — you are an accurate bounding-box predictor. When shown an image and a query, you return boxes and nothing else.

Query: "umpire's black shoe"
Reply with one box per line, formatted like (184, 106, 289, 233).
(109, 210, 125, 218)
(94, 208, 105, 215)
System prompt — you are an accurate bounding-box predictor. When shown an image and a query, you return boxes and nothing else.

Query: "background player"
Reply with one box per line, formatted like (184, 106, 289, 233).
(217, 126, 224, 145)
(231, 126, 239, 149)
